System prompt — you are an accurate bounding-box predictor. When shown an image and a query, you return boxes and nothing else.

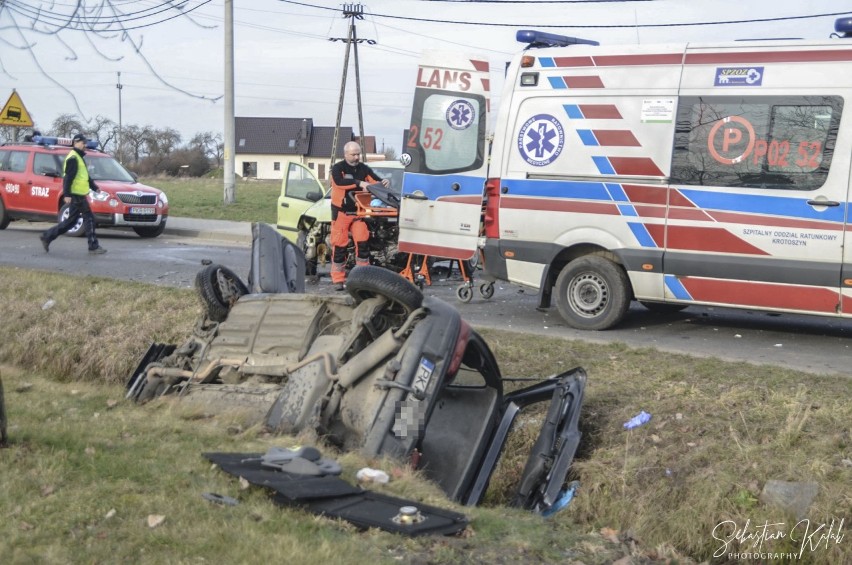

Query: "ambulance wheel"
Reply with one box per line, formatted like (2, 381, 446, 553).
(195, 264, 249, 322)
(640, 301, 687, 314)
(58, 204, 85, 237)
(0, 197, 9, 229)
(479, 282, 494, 300)
(456, 284, 473, 303)
(555, 256, 630, 331)
(346, 265, 423, 316)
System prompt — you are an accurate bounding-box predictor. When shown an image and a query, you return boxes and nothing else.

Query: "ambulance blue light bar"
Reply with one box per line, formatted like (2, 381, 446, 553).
(835, 17, 852, 38)
(32, 135, 99, 150)
(516, 30, 599, 48)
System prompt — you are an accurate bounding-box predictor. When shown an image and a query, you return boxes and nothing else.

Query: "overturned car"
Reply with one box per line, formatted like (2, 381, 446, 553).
(127, 224, 586, 514)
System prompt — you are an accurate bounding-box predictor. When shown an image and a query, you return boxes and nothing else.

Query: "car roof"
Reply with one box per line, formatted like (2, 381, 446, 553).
(367, 160, 404, 169)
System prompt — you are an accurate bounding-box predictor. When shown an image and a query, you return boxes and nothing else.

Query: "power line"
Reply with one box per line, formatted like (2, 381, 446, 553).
(279, 1, 851, 30)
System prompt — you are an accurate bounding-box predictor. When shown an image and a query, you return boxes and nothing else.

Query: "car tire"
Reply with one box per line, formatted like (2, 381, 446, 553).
(134, 220, 166, 238)
(554, 255, 630, 331)
(0, 197, 10, 230)
(296, 230, 318, 276)
(639, 301, 687, 314)
(58, 203, 85, 237)
(195, 264, 249, 322)
(346, 265, 423, 315)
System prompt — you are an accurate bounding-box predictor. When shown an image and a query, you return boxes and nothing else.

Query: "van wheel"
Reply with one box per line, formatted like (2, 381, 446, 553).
(346, 265, 423, 316)
(0, 197, 10, 229)
(195, 264, 249, 322)
(58, 204, 85, 237)
(555, 256, 630, 330)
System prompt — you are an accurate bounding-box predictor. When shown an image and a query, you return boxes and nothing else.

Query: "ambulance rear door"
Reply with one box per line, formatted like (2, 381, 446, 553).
(398, 51, 490, 260)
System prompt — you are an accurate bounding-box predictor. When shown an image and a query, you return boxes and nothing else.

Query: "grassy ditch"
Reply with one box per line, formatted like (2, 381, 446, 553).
(142, 176, 279, 224)
(1, 266, 850, 563)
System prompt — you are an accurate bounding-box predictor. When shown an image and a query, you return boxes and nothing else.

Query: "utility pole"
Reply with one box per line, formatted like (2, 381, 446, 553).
(329, 4, 374, 176)
(223, 0, 236, 204)
(116, 72, 123, 163)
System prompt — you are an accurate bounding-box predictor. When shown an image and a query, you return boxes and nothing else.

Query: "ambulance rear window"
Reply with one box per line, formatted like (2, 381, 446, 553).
(407, 89, 486, 175)
(671, 95, 842, 191)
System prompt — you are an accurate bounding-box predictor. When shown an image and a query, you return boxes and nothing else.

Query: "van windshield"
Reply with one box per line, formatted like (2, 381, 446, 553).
(84, 155, 136, 182)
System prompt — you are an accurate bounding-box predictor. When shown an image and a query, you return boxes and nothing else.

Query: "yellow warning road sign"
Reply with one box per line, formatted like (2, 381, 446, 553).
(0, 90, 34, 127)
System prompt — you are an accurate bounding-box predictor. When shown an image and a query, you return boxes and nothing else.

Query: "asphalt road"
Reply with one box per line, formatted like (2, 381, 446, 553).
(2, 221, 850, 377)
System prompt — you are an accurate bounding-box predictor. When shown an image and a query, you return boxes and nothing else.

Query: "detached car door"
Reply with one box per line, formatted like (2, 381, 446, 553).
(277, 162, 326, 243)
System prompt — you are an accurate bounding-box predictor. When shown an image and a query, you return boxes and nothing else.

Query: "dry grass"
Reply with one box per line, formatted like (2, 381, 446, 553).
(145, 176, 279, 224)
(1, 266, 850, 563)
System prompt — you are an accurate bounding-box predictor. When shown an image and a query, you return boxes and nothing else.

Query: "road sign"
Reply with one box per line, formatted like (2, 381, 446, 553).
(0, 90, 34, 127)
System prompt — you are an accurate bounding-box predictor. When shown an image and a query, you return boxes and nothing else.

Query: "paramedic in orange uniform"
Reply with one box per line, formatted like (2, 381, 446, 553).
(329, 141, 390, 289)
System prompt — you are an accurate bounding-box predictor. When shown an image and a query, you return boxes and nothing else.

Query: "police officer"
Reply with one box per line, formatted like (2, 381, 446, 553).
(40, 134, 107, 255)
(329, 141, 388, 289)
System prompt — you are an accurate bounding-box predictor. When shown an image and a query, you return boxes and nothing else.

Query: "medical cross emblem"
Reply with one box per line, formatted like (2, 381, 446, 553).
(446, 99, 475, 130)
(517, 114, 564, 166)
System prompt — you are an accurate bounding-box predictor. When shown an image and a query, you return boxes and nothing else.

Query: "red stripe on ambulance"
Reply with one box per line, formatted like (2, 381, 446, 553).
(646, 225, 769, 254)
(680, 278, 840, 313)
(608, 157, 664, 177)
(579, 105, 622, 119)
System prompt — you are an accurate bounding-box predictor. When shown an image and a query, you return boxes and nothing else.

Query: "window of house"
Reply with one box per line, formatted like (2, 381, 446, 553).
(238, 139, 245, 147)
(273, 162, 280, 171)
(671, 95, 842, 191)
(242, 161, 257, 177)
(308, 162, 315, 169)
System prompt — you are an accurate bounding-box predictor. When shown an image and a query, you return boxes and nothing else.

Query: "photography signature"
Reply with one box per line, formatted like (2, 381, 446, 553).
(712, 518, 845, 558)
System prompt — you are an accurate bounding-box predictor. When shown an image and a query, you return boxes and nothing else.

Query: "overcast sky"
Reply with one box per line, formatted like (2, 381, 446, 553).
(2, 0, 850, 153)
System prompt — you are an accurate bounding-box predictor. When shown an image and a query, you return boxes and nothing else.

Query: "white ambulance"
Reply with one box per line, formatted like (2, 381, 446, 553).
(398, 19, 852, 330)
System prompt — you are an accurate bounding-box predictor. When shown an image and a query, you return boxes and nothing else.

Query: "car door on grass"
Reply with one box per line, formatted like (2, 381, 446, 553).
(277, 162, 325, 243)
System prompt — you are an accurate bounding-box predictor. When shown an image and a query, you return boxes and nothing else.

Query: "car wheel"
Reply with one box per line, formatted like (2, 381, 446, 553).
(346, 265, 423, 316)
(195, 264, 249, 322)
(58, 203, 85, 237)
(0, 197, 9, 230)
(133, 220, 166, 238)
(296, 230, 318, 276)
(554, 255, 630, 330)
(639, 301, 687, 314)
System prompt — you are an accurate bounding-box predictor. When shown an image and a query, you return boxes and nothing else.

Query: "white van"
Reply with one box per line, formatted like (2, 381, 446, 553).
(399, 20, 852, 330)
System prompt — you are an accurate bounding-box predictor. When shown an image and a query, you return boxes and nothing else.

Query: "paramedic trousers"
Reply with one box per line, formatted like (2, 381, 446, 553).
(330, 211, 370, 284)
(43, 195, 100, 251)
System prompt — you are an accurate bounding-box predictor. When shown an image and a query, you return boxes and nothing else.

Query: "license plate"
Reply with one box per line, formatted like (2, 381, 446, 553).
(130, 207, 155, 215)
(413, 357, 435, 396)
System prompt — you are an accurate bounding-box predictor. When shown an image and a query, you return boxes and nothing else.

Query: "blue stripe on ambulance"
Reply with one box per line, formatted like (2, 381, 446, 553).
(577, 129, 599, 146)
(678, 188, 846, 224)
(402, 172, 486, 200)
(538, 57, 556, 67)
(665, 275, 693, 300)
(548, 76, 567, 89)
(563, 104, 584, 119)
(593, 156, 615, 174)
(503, 179, 611, 200)
(628, 222, 656, 246)
(604, 183, 628, 202)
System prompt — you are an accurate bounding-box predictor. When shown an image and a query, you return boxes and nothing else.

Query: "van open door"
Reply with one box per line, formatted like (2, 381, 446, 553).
(398, 51, 490, 260)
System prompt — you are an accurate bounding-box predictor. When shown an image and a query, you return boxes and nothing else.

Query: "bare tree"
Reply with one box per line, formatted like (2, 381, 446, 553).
(189, 131, 224, 168)
(121, 124, 151, 164)
(50, 114, 86, 138)
(87, 115, 117, 152)
(0, 2, 221, 121)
